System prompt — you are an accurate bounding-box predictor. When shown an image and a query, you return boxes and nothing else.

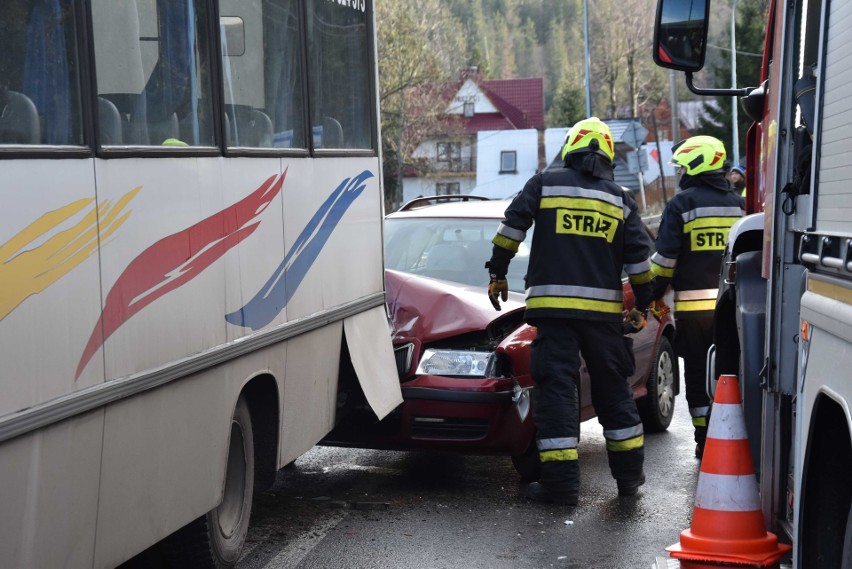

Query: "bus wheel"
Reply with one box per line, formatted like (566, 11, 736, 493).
(842, 502, 852, 567)
(165, 396, 255, 569)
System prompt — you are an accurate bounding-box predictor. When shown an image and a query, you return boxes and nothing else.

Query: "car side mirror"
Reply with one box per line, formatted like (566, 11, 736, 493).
(653, 0, 710, 72)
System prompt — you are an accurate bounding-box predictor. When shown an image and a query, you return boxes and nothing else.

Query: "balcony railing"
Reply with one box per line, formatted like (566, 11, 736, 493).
(431, 157, 475, 173)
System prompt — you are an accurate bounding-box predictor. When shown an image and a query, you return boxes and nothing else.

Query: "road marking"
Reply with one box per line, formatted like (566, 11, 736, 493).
(321, 463, 404, 476)
(238, 511, 346, 569)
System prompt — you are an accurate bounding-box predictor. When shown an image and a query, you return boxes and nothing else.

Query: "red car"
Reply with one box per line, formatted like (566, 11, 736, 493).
(323, 197, 677, 480)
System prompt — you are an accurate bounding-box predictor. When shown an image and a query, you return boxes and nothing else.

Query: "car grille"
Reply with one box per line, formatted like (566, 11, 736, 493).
(410, 417, 489, 440)
(394, 343, 414, 377)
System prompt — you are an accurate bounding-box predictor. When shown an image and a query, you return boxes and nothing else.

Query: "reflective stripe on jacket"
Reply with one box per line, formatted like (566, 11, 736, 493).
(651, 176, 744, 317)
(493, 167, 652, 322)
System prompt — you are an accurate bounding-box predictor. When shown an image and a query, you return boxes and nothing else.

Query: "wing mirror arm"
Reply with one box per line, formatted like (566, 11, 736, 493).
(685, 71, 755, 98)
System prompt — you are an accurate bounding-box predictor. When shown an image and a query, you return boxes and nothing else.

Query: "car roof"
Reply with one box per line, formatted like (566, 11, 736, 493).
(386, 196, 511, 220)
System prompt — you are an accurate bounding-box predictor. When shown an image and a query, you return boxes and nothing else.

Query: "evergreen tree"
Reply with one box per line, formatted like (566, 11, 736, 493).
(547, 78, 585, 128)
(545, 20, 573, 109)
(494, 14, 518, 78)
(516, 18, 540, 78)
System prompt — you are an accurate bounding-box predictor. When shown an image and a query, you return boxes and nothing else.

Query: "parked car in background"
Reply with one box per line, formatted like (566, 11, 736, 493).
(322, 196, 677, 480)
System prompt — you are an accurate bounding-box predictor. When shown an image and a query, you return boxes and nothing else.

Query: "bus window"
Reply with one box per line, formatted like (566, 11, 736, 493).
(306, 0, 373, 151)
(219, 0, 306, 150)
(91, 0, 215, 148)
(0, 0, 83, 146)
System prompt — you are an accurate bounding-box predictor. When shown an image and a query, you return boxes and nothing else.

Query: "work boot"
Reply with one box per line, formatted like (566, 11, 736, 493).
(694, 426, 708, 457)
(616, 473, 646, 497)
(523, 482, 578, 506)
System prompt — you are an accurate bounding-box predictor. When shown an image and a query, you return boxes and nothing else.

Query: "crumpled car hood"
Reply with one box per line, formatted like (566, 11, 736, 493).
(385, 269, 525, 344)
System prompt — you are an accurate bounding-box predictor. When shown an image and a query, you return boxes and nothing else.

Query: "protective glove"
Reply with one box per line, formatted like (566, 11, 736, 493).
(649, 299, 671, 321)
(487, 276, 509, 311)
(624, 307, 646, 334)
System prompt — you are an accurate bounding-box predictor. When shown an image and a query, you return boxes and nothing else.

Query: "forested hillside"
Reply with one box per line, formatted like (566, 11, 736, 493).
(443, 0, 667, 123)
(375, 0, 769, 200)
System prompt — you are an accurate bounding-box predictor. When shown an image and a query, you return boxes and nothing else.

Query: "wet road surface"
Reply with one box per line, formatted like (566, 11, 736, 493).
(237, 379, 701, 569)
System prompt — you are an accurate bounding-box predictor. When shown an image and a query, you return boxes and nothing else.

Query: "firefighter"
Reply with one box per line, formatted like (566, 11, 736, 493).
(651, 135, 745, 458)
(486, 117, 654, 505)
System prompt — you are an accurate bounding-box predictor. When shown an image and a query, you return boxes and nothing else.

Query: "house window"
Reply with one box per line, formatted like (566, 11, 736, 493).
(500, 151, 517, 173)
(463, 101, 474, 118)
(437, 141, 463, 171)
(436, 182, 460, 196)
(437, 142, 461, 163)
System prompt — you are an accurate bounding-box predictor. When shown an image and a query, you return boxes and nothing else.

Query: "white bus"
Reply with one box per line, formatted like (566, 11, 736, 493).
(0, 0, 401, 567)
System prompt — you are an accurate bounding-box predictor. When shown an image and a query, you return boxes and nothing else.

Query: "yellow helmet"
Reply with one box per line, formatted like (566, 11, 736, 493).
(561, 117, 615, 161)
(671, 135, 726, 176)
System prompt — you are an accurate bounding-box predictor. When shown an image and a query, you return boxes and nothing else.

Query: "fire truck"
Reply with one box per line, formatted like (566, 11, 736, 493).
(653, 0, 852, 566)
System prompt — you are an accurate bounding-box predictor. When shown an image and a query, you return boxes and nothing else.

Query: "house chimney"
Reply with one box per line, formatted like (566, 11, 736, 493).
(461, 66, 481, 81)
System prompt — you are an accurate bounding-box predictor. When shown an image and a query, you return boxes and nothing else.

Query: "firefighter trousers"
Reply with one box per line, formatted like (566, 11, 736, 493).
(673, 313, 714, 446)
(530, 318, 645, 490)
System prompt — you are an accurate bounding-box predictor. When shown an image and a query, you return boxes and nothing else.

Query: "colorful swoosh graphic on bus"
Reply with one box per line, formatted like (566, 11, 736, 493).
(75, 172, 286, 379)
(0, 187, 140, 322)
(225, 170, 373, 331)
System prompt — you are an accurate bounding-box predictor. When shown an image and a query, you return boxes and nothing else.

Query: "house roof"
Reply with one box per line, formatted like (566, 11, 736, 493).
(439, 76, 545, 132)
(605, 119, 649, 146)
(480, 78, 545, 129)
(613, 153, 641, 192)
(463, 114, 517, 132)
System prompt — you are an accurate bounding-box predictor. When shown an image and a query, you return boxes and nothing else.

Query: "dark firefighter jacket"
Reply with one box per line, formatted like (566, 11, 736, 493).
(650, 172, 745, 317)
(489, 164, 653, 324)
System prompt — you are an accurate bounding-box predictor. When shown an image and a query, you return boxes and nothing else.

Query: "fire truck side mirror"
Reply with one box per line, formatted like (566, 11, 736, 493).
(741, 80, 768, 122)
(653, 0, 710, 73)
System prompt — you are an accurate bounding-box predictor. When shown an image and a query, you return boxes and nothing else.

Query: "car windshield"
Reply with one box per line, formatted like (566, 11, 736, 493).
(384, 217, 532, 292)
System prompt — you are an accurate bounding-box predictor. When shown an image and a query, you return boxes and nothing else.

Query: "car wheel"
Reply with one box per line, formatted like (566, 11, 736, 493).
(164, 396, 255, 569)
(638, 335, 677, 433)
(512, 439, 540, 483)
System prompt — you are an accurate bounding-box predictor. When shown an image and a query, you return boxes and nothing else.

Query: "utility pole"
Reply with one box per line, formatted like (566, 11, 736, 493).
(669, 69, 679, 143)
(396, 68, 406, 211)
(731, 0, 740, 163)
(583, 0, 592, 118)
(650, 109, 669, 205)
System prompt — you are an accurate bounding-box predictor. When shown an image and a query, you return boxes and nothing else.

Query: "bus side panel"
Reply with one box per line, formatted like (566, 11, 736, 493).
(281, 158, 384, 321)
(223, 158, 289, 340)
(94, 366, 235, 568)
(0, 411, 103, 569)
(92, 158, 235, 379)
(0, 160, 105, 567)
(0, 160, 105, 413)
(318, 158, 385, 306)
(279, 323, 343, 467)
(344, 306, 405, 421)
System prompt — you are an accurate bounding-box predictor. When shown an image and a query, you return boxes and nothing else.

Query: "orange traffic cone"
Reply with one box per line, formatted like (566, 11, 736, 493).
(666, 374, 792, 566)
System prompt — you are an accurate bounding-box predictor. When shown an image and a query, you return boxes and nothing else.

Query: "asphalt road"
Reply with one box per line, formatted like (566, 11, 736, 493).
(236, 369, 701, 569)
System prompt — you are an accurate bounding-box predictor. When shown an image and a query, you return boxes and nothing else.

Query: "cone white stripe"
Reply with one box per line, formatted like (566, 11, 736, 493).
(694, 473, 761, 511)
(706, 403, 749, 440)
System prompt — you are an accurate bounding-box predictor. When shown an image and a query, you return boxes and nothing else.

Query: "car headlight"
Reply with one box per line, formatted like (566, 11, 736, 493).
(415, 349, 497, 377)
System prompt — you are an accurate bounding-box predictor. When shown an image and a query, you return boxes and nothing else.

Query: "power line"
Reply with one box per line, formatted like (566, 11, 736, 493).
(707, 43, 763, 58)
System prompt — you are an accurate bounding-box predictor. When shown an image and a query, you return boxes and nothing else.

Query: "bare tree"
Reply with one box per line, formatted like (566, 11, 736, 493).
(589, 0, 664, 118)
(589, 0, 626, 117)
(376, 0, 466, 209)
